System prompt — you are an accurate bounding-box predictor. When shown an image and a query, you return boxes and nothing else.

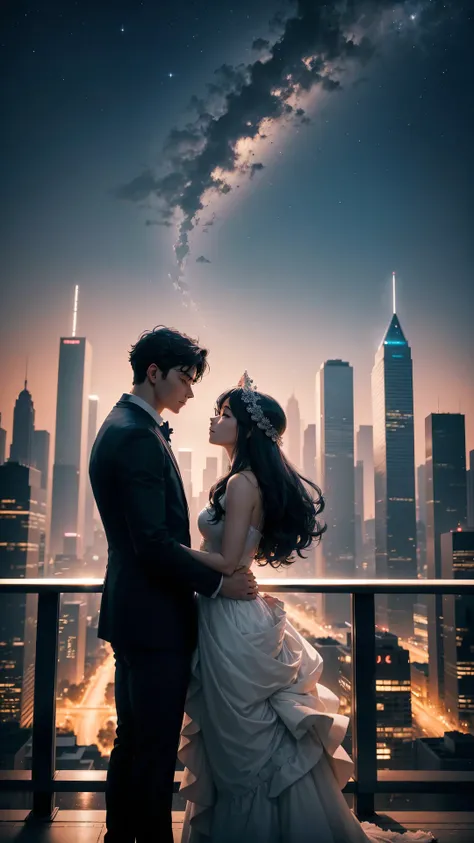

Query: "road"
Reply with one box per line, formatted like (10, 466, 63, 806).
(57, 651, 116, 746)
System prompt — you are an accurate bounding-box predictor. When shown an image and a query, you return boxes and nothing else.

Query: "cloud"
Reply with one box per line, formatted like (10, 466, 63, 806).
(118, 0, 437, 292)
(252, 37, 270, 51)
(196, 255, 211, 263)
(145, 219, 172, 227)
(250, 162, 264, 178)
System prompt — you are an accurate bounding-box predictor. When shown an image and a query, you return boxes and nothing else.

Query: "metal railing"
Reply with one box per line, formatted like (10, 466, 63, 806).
(1, 577, 474, 821)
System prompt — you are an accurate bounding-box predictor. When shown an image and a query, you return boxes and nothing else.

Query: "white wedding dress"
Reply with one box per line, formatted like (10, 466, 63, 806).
(178, 498, 434, 843)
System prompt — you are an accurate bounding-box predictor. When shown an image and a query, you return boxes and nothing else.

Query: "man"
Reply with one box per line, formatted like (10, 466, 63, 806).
(89, 326, 257, 842)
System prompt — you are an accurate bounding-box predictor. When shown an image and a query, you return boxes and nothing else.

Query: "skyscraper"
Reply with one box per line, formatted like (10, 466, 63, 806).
(356, 425, 374, 521)
(354, 460, 364, 573)
(9, 381, 35, 467)
(0, 463, 45, 726)
(441, 528, 474, 730)
(84, 395, 99, 550)
(50, 334, 92, 558)
(57, 598, 87, 687)
(31, 430, 50, 491)
(302, 424, 316, 483)
(371, 277, 417, 637)
(178, 449, 193, 505)
(467, 450, 474, 528)
(426, 414, 467, 705)
(285, 394, 301, 470)
(316, 360, 355, 623)
(417, 463, 427, 526)
(338, 630, 413, 769)
(0, 413, 6, 466)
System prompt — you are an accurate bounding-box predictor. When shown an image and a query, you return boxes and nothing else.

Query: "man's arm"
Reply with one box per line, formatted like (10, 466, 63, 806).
(116, 428, 221, 597)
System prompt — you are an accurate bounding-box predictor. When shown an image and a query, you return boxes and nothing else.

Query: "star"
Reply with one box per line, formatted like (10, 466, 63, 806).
(168, 72, 174, 78)
(120, 26, 125, 33)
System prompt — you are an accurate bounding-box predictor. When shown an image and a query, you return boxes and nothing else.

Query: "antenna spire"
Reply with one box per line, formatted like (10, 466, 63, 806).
(392, 271, 396, 314)
(24, 357, 28, 390)
(72, 285, 79, 337)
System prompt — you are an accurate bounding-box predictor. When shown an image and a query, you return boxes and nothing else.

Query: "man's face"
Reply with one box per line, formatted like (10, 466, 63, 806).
(153, 365, 196, 413)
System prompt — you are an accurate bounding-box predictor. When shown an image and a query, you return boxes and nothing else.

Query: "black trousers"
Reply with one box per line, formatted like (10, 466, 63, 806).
(104, 647, 191, 843)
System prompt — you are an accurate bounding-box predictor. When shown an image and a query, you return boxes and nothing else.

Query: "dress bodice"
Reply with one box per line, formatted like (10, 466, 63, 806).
(197, 494, 261, 570)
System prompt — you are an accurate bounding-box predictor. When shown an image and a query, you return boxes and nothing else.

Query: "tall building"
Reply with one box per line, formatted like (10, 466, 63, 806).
(467, 450, 474, 528)
(0, 463, 46, 726)
(199, 456, 219, 511)
(339, 630, 413, 769)
(316, 360, 355, 623)
(442, 529, 474, 731)
(50, 334, 92, 558)
(417, 463, 427, 577)
(178, 449, 193, 505)
(0, 413, 6, 466)
(57, 598, 87, 688)
(417, 463, 427, 526)
(31, 430, 50, 491)
(426, 414, 467, 705)
(9, 381, 35, 467)
(354, 460, 364, 573)
(302, 423, 316, 483)
(84, 396, 99, 550)
(285, 394, 301, 469)
(356, 425, 374, 521)
(371, 279, 417, 637)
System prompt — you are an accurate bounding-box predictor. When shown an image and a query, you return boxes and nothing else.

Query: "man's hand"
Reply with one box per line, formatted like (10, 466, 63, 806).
(219, 569, 258, 601)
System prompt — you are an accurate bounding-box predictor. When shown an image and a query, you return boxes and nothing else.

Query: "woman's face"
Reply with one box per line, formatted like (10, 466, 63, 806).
(209, 398, 238, 448)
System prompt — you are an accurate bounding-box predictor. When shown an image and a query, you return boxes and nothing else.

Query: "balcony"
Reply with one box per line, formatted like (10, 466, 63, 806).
(1, 578, 474, 843)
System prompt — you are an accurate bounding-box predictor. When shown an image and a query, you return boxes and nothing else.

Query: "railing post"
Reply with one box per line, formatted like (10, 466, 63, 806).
(30, 590, 60, 820)
(351, 592, 377, 818)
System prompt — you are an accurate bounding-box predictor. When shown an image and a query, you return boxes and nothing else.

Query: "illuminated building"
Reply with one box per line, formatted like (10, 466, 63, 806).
(339, 630, 413, 769)
(315, 360, 355, 624)
(442, 528, 474, 730)
(426, 414, 467, 705)
(57, 598, 87, 687)
(0, 462, 45, 726)
(371, 274, 417, 637)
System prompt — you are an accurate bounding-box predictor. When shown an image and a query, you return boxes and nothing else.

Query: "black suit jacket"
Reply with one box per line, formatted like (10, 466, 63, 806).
(89, 394, 221, 652)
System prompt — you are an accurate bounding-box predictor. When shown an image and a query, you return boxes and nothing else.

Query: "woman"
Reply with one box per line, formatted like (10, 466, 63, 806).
(178, 372, 433, 843)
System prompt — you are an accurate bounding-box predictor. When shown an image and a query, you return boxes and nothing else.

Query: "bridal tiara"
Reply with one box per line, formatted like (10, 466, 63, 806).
(237, 371, 283, 446)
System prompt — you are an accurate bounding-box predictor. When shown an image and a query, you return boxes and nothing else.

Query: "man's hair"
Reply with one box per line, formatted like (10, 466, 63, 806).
(129, 325, 209, 385)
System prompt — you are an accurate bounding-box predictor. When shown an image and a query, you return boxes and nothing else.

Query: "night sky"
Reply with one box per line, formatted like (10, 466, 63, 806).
(1, 0, 473, 491)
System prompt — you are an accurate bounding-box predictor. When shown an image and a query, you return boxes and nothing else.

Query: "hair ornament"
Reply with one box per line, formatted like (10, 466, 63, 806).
(237, 371, 283, 446)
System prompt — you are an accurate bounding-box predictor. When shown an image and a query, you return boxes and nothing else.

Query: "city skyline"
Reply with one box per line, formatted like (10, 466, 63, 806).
(1, 0, 473, 495)
(1, 283, 472, 496)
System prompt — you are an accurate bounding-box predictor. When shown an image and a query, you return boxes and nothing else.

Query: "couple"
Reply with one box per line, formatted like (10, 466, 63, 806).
(90, 326, 433, 843)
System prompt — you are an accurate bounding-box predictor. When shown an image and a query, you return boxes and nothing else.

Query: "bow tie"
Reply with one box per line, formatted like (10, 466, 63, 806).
(159, 420, 173, 443)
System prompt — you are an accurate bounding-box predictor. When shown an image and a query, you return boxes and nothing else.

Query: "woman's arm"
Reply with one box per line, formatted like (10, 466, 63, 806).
(183, 473, 257, 575)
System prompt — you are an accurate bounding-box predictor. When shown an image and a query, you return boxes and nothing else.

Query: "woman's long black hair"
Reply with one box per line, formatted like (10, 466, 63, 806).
(209, 387, 326, 568)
